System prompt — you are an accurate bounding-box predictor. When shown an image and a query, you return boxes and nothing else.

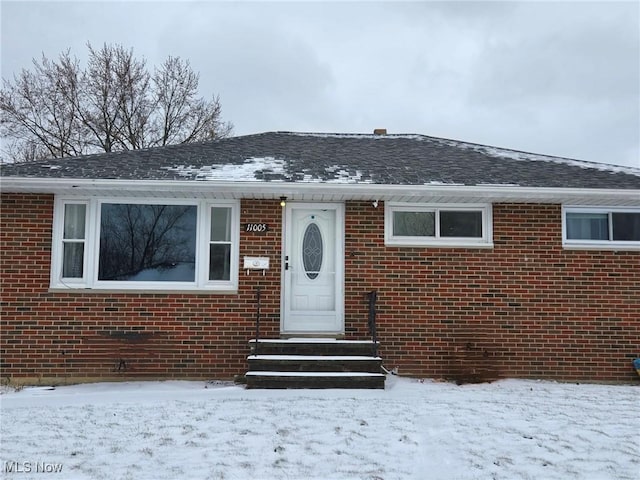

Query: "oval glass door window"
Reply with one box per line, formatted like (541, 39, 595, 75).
(302, 223, 323, 280)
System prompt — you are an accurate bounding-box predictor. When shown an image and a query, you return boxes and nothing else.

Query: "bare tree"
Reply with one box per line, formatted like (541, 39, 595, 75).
(0, 43, 232, 162)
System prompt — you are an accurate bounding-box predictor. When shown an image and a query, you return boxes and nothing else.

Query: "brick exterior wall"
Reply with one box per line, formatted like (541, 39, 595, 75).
(1, 194, 638, 383)
(345, 202, 639, 382)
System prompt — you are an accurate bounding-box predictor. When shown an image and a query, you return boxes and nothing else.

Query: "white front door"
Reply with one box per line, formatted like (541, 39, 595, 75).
(282, 203, 344, 334)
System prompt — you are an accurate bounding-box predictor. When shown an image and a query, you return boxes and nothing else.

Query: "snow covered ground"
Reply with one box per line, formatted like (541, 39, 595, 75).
(1, 377, 638, 480)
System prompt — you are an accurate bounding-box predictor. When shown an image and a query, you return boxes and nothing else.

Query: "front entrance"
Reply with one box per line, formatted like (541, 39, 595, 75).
(282, 203, 344, 334)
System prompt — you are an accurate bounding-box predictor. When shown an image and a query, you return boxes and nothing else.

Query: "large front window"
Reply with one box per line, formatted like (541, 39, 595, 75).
(98, 204, 198, 282)
(52, 198, 239, 290)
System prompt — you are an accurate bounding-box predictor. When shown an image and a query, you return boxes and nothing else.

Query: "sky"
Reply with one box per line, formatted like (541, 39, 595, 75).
(1, 0, 639, 168)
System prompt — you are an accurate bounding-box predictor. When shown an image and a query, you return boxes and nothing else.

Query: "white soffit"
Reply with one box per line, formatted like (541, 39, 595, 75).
(1, 178, 639, 206)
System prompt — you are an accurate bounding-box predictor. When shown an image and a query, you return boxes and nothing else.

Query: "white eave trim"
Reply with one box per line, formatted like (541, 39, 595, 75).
(1, 177, 639, 206)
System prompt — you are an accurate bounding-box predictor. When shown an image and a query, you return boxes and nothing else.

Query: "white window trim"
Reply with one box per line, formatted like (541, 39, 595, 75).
(384, 202, 493, 247)
(562, 206, 640, 251)
(51, 197, 240, 291)
(51, 198, 92, 288)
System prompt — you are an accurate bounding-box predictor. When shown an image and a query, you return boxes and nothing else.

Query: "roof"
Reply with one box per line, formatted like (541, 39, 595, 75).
(1, 132, 639, 205)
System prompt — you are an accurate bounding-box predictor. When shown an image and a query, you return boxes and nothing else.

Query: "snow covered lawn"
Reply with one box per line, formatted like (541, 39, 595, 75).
(1, 377, 638, 480)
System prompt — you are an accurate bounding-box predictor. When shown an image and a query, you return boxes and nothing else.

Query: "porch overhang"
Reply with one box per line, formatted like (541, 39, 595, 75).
(2, 177, 639, 207)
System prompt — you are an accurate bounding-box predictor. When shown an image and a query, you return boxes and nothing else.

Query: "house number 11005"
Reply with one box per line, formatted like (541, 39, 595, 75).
(245, 223, 269, 233)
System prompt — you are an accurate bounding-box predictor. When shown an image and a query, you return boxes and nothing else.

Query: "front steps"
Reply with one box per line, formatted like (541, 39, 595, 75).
(246, 339, 385, 389)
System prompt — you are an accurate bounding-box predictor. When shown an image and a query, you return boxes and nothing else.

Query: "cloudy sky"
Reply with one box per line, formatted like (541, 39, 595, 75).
(2, 1, 639, 167)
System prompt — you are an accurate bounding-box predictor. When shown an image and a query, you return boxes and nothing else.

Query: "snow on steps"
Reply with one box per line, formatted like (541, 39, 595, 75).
(245, 371, 386, 389)
(246, 339, 385, 389)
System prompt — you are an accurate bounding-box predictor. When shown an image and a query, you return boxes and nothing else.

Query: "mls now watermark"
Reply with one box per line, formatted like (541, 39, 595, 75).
(4, 461, 63, 474)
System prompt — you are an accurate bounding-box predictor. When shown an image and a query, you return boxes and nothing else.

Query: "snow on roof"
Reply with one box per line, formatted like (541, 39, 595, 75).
(290, 132, 640, 177)
(288, 132, 426, 141)
(161, 156, 373, 184)
(2, 131, 638, 191)
(325, 168, 372, 184)
(463, 143, 640, 177)
(162, 157, 287, 181)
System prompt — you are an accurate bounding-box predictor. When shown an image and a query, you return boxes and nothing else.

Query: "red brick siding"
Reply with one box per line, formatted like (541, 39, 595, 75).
(1, 195, 638, 382)
(0, 194, 283, 381)
(345, 202, 640, 382)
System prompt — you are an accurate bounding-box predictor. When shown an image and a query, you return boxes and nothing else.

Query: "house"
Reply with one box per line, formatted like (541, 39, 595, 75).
(1, 131, 639, 387)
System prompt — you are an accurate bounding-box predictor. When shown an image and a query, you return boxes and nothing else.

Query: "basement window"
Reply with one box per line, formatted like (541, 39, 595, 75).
(51, 197, 240, 291)
(385, 203, 493, 247)
(563, 207, 640, 250)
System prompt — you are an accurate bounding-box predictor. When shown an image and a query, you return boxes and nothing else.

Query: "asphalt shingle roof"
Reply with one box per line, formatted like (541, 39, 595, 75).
(2, 132, 639, 189)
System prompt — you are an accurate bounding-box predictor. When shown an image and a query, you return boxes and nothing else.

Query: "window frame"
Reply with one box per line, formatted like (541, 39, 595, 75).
(562, 206, 640, 250)
(51, 197, 240, 291)
(384, 202, 493, 247)
(52, 199, 91, 287)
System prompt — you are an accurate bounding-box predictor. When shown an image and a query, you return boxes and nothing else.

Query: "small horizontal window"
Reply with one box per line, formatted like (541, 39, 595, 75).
(566, 212, 609, 240)
(563, 207, 640, 250)
(393, 211, 435, 237)
(385, 203, 492, 247)
(612, 212, 640, 241)
(440, 211, 483, 238)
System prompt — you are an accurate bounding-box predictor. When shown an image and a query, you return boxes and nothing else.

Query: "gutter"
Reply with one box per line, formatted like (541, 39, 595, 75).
(1, 177, 639, 206)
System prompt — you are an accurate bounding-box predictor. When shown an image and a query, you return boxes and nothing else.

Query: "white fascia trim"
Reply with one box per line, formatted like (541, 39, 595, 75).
(2, 177, 640, 204)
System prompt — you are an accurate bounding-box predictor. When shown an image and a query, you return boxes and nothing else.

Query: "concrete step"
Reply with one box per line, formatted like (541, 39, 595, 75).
(245, 371, 386, 389)
(249, 338, 379, 357)
(246, 338, 385, 389)
(248, 355, 382, 373)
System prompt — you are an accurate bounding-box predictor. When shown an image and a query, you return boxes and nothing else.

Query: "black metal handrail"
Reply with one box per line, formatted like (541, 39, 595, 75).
(254, 286, 262, 356)
(366, 290, 378, 357)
